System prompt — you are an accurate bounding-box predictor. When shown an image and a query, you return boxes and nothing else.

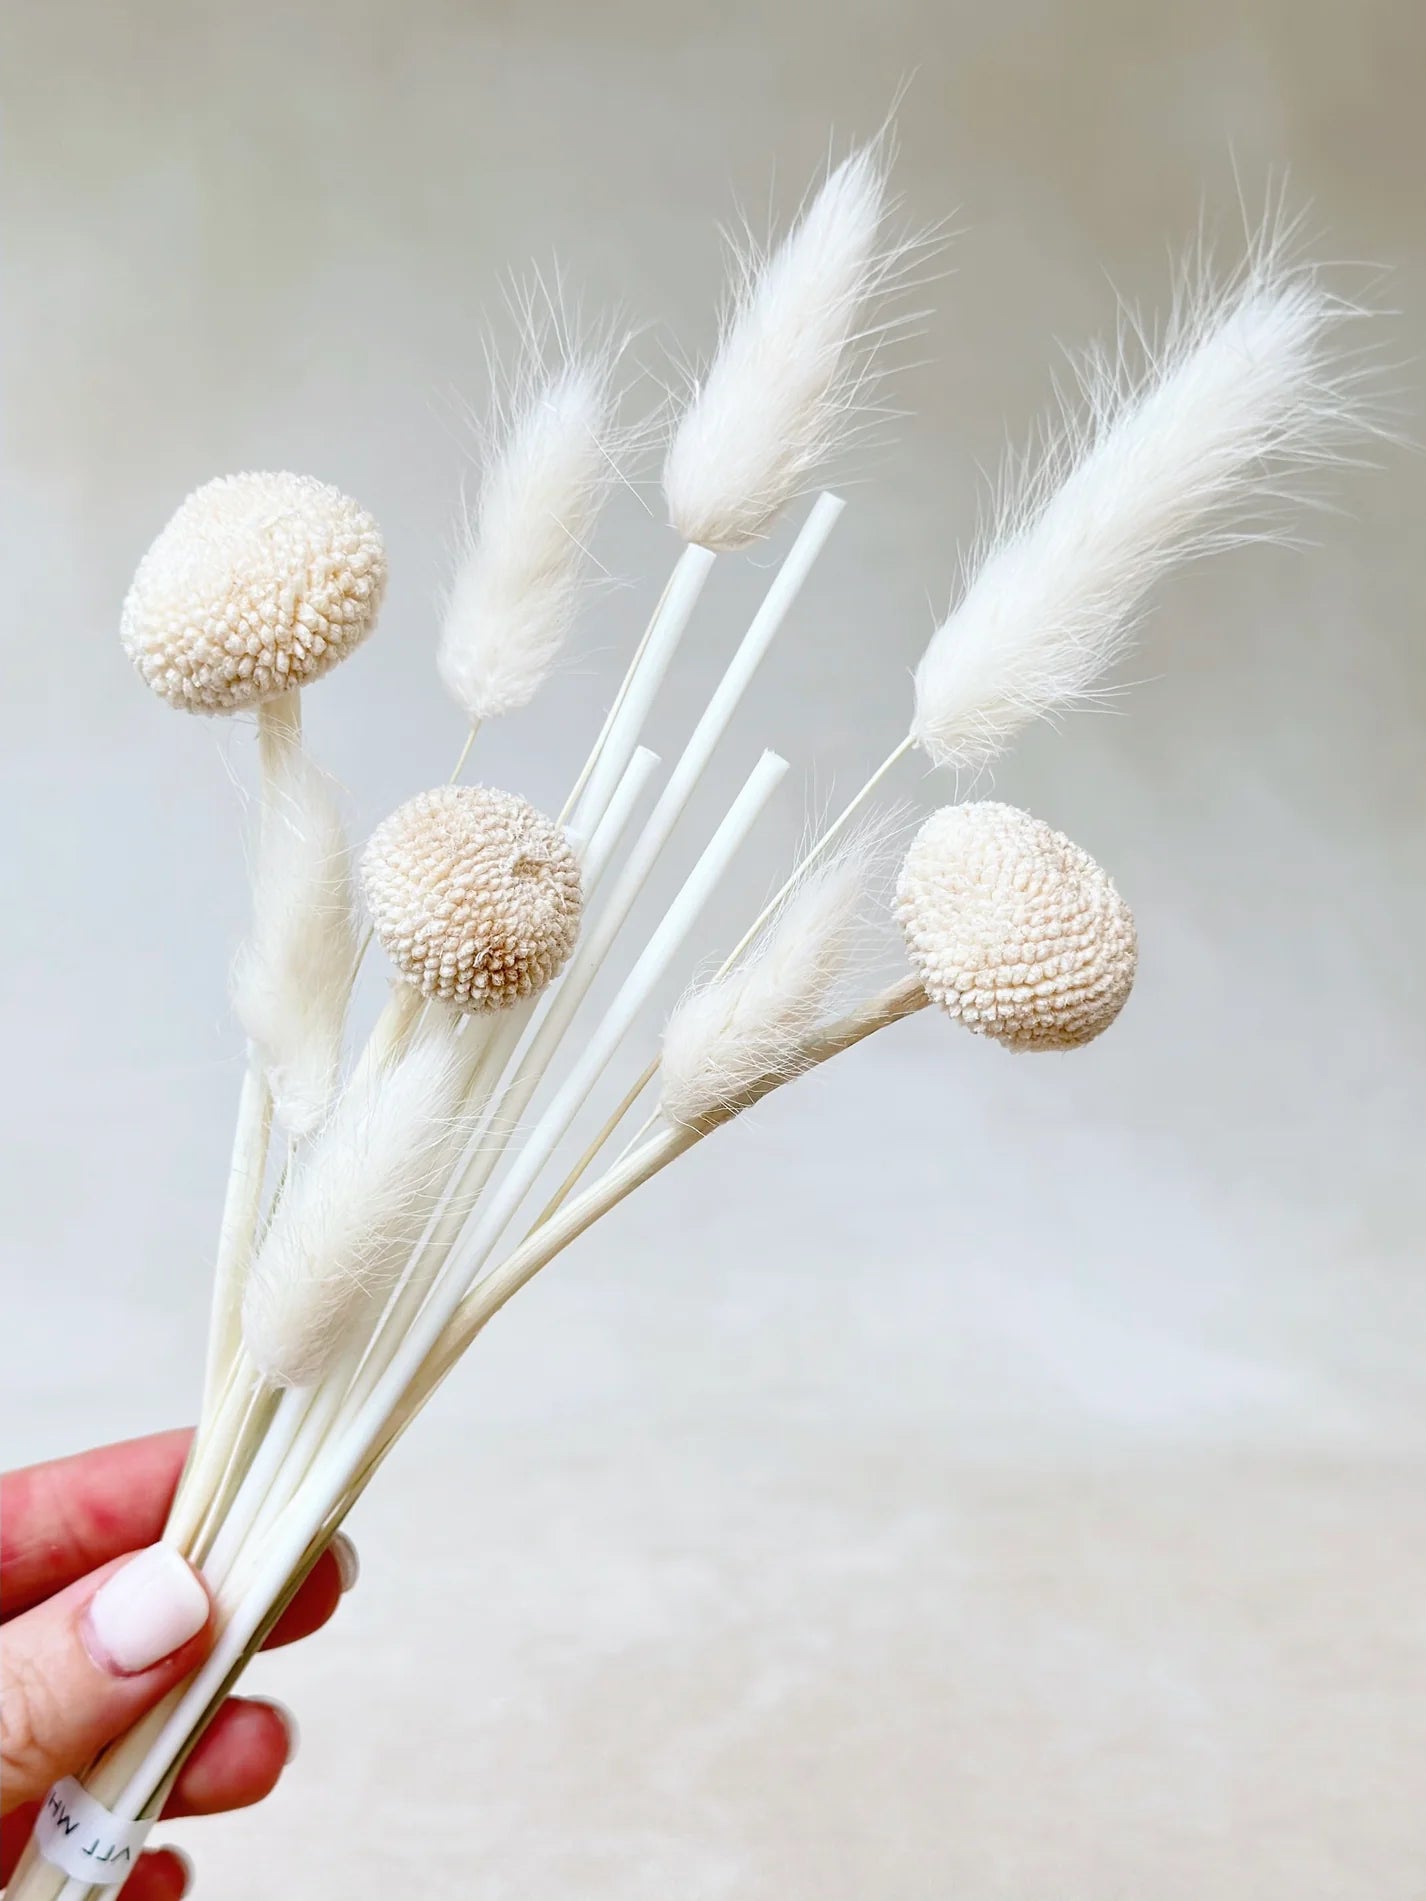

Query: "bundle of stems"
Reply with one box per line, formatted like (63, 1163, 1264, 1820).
(11, 145, 1376, 1898)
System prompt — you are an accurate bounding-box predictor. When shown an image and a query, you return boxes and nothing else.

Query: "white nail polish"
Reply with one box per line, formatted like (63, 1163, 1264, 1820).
(251, 1697, 301, 1763)
(330, 1532, 360, 1593)
(84, 1544, 209, 1677)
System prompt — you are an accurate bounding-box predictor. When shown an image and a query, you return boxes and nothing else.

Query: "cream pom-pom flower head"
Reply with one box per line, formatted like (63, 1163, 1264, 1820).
(121, 471, 387, 712)
(362, 784, 582, 1011)
(896, 802, 1136, 1051)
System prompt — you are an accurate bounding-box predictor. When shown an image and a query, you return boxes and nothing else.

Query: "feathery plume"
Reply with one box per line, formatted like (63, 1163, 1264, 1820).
(912, 248, 1370, 772)
(659, 846, 869, 1128)
(232, 748, 357, 1138)
(663, 145, 893, 551)
(438, 341, 619, 723)
(242, 1032, 469, 1387)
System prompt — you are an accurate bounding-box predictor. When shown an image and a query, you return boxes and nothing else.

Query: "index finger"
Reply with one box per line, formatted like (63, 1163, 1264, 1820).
(1, 1430, 194, 1616)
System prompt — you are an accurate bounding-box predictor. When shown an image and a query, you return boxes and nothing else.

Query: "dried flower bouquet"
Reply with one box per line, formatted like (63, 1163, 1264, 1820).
(12, 141, 1371, 1897)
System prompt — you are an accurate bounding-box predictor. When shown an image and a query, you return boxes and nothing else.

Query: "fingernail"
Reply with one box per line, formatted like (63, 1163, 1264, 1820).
(330, 1532, 360, 1593)
(83, 1544, 209, 1677)
(251, 1696, 301, 1763)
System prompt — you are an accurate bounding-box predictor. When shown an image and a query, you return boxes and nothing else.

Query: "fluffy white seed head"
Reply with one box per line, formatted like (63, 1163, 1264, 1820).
(242, 1034, 466, 1386)
(897, 803, 1136, 1051)
(439, 353, 618, 722)
(121, 472, 386, 713)
(362, 784, 582, 1011)
(663, 146, 891, 550)
(912, 254, 1369, 772)
(231, 748, 357, 1139)
(659, 849, 868, 1128)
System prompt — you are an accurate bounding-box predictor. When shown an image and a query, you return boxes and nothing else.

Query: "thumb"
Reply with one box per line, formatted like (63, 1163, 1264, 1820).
(1, 1544, 213, 1811)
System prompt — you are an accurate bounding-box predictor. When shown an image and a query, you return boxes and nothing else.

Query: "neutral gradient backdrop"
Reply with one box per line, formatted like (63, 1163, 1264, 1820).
(3, 2, 1424, 1896)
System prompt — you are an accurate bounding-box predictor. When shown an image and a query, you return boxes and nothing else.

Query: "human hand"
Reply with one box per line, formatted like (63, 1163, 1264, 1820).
(1, 1429, 356, 1897)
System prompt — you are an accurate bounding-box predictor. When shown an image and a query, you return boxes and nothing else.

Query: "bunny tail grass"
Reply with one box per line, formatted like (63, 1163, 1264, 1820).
(663, 143, 900, 551)
(911, 241, 1374, 773)
(240, 1030, 469, 1387)
(232, 745, 357, 1139)
(439, 338, 621, 723)
(658, 844, 872, 1129)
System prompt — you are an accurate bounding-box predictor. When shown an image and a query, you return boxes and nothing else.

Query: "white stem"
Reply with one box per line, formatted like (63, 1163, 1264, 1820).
(399, 979, 932, 1426)
(451, 1128, 686, 1346)
(560, 575, 670, 824)
(463, 977, 931, 1357)
(256, 686, 302, 770)
(538, 497, 843, 1117)
(100, 753, 789, 1830)
(240, 1381, 340, 1554)
(350, 537, 811, 1407)
(200, 1384, 314, 1588)
(714, 727, 909, 977)
(359, 502, 837, 1339)
(438, 748, 788, 1288)
(579, 497, 838, 855)
(448, 720, 480, 783)
(333, 735, 776, 1445)
(197, 1064, 271, 1426)
(576, 745, 661, 896)
(536, 632, 903, 1215)
(194, 691, 302, 1430)
(328, 744, 662, 1423)
(569, 542, 715, 836)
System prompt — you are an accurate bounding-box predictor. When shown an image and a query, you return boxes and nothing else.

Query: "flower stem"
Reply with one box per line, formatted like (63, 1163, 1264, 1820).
(532, 730, 915, 1220)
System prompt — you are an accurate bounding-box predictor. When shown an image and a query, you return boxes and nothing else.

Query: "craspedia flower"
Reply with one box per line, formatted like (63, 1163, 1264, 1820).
(121, 471, 387, 713)
(896, 802, 1136, 1051)
(361, 785, 582, 1011)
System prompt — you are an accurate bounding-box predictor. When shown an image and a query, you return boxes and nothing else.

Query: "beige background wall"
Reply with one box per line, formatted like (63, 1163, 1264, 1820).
(3, 2, 1424, 1895)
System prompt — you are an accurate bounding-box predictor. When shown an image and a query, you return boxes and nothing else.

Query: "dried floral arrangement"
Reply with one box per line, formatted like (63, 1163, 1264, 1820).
(12, 140, 1373, 1896)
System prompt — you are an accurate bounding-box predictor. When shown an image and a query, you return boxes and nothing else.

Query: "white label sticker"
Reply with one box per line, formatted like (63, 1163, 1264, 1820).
(34, 1778, 153, 1885)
